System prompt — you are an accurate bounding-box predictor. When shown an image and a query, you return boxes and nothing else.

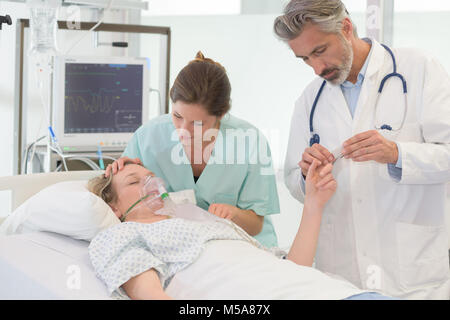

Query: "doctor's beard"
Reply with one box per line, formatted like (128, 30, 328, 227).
(321, 35, 354, 85)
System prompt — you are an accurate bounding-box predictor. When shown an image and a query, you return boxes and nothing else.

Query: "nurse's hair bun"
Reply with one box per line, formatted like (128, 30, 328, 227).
(170, 51, 231, 117)
(191, 51, 225, 71)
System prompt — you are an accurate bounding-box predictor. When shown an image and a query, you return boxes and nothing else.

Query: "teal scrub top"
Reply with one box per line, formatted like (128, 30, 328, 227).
(122, 113, 280, 247)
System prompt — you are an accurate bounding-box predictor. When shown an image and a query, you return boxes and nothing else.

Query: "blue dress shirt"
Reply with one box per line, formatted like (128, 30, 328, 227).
(340, 40, 402, 181)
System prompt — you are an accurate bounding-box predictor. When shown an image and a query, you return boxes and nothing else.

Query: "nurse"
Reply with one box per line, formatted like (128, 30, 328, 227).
(274, 0, 450, 299)
(106, 52, 280, 247)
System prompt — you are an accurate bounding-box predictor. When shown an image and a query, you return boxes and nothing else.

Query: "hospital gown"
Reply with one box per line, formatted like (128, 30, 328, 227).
(88, 218, 284, 299)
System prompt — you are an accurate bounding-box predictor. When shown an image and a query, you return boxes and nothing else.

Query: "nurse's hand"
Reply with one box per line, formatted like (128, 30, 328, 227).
(208, 203, 240, 220)
(299, 144, 335, 178)
(105, 157, 143, 177)
(305, 160, 337, 210)
(342, 130, 398, 164)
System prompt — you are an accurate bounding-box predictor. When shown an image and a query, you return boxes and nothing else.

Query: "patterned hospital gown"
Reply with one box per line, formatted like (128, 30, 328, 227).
(89, 218, 283, 299)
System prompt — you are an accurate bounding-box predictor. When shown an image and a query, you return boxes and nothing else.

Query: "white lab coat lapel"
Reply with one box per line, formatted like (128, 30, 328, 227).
(352, 40, 387, 132)
(324, 83, 353, 129)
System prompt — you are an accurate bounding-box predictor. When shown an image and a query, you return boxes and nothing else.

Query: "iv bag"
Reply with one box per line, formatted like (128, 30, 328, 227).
(27, 0, 61, 72)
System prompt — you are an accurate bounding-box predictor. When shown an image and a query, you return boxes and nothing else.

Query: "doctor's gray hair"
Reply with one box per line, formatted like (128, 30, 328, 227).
(273, 0, 358, 41)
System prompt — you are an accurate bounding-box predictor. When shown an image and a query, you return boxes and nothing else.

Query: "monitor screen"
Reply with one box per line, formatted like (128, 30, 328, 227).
(64, 62, 143, 134)
(52, 56, 149, 152)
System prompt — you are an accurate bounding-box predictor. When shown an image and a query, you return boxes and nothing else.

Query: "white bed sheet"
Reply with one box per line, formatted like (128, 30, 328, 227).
(166, 240, 365, 300)
(0, 232, 365, 300)
(0, 232, 111, 300)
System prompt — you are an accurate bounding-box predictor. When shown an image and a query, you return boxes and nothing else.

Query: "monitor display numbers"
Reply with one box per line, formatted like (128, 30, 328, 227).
(64, 63, 143, 134)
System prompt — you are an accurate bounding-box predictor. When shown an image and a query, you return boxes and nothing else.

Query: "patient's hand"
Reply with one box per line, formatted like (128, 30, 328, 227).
(305, 160, 337, 210)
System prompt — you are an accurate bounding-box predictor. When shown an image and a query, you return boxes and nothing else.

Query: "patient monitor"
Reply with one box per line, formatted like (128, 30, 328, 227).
(52, 55, 149, 152)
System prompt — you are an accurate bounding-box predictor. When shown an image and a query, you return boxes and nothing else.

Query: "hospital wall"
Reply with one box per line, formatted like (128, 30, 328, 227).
(1, 6, 450, 248)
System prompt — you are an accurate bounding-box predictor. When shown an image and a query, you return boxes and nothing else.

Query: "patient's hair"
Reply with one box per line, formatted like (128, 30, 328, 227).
(169, 51, 231, 117)
(88, 173, 117, 205)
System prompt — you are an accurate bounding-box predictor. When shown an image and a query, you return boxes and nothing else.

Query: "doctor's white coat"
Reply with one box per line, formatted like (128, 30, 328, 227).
(284, 39, 450, 299)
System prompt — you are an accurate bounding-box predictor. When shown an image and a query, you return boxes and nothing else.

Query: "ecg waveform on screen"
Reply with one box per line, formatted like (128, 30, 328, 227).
(64, 63, 143, 133)
(65, 89, 117, 114)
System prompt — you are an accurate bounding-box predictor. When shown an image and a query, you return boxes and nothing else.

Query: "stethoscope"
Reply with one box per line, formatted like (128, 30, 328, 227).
(309, 44, 408, 147)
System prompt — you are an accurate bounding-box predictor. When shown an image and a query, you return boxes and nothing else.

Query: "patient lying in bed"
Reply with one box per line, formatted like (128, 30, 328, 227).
(87, 162, 392, 300)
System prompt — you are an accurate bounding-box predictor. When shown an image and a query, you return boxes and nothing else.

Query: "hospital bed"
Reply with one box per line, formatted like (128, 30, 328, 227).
(0, 172, 449, 300)
(0, 170, 112, 299)
(0, 170, 336, 300)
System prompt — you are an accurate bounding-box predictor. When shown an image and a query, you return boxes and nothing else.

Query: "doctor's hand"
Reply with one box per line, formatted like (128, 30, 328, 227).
(342, 130, 398, 164)
(105, 157, 143, 177)
(305, 160, 337, 210)
(299, 144, 335, 178)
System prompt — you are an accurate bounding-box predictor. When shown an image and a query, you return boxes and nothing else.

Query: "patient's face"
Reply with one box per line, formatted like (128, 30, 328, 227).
(110, 164, 157, 220)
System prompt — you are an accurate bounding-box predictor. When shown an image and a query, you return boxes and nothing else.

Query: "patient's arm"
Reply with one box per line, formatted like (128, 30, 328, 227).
(286, 202, 323, 267)
(121, 268, 172, 300)
(287, 161, 336, 267)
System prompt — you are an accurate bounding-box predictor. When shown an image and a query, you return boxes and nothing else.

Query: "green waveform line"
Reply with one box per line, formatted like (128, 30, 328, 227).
(65, 95, 116, 114)
(67, 88, 117, 96)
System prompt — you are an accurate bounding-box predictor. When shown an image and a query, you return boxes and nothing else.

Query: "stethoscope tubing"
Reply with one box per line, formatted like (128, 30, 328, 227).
(309, 44, 408, 147)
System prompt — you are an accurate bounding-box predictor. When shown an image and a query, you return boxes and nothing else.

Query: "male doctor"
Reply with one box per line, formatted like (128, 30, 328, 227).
(274, 0, 450, 299)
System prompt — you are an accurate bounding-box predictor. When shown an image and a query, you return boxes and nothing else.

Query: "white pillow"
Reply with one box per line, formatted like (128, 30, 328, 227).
(0, 180, 120, 241)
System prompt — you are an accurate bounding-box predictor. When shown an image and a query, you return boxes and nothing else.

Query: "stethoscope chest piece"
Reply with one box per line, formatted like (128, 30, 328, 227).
(309, 133, 320, 146)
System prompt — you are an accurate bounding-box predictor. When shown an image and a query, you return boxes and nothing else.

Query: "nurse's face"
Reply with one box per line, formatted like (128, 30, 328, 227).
(288, 21, 353, 85)
(109, 164, 156, 219)
(171, 101, 221, 146)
